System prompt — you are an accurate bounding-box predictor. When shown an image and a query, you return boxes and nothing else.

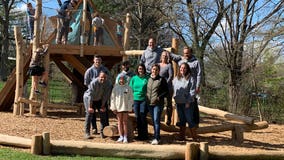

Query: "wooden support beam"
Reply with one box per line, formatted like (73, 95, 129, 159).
(123, 13, 131, 51)
(62, 55, 87, 75)
(48, 45, 121, 56)
(52, 58, 85, 89)
(18, 97, 41, 107)
(13, 26, 25, 116)
(232, 125, 244, 144)
(30, 0, 42, 115)
(120, 48, 172, 56)
(199, 106, 254, 125)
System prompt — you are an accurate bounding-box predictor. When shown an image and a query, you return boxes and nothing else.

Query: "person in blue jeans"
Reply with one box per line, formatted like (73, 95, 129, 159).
(129, 64, 149, 140)
(173, 62, 198, 141)
(146, 64, 168, 145)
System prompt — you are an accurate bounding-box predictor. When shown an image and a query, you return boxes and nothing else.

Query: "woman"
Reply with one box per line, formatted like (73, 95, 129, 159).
(147, 64, 168, 145)
(173, 62, 198, 141)
(129, 64, 149, 140)
(159, 50, 174, 125)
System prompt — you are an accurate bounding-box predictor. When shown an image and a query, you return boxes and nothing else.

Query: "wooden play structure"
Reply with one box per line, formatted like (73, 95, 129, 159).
(0, 0, 133, 115)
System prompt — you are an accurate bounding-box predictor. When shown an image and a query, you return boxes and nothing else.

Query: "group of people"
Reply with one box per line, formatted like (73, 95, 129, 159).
(83, 37, 202, 145)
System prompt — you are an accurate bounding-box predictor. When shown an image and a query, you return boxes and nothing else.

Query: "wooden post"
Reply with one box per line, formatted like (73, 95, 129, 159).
(122, 13, 131, 61)
(185, 142, 200, 160)
(40, 16, 46, 43)
(199, 142, 208, 160)
(29, 0, 42, 115)
(80, 0, 87, 57)
(169, 38, 179, 125)
(13, 26, 25, 116)
(42, 132, 51, 155)
(40, 49, 49, 117)
(232, 125, 244, 144)
(31, 134, 43, 155)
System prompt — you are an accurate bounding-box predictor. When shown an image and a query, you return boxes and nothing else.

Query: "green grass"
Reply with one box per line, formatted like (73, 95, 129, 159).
(0, 147, 140, 160)
(0, 81, 4, 90)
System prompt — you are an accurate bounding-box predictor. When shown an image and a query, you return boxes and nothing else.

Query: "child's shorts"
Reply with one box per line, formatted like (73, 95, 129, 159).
(28, 66, 45, 76)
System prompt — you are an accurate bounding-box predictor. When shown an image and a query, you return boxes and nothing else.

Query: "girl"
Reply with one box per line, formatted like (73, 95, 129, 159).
(110, 75, 133, 143)
(173, 62, 198, 141)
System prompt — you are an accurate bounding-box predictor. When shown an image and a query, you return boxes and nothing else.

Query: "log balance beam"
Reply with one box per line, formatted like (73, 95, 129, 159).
(0, 133, 207, 160)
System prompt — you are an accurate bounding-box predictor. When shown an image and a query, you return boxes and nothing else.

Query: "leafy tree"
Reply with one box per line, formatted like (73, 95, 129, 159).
(210, 0, 284, 112)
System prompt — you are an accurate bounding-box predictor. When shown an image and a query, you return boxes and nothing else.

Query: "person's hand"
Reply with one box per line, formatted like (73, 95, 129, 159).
(113, 110, 117, 114)
(185, 103, 190, 108)
(196, 87, 200, 94)
(88, 107, 94, 113)
(100, 106, 106, 112)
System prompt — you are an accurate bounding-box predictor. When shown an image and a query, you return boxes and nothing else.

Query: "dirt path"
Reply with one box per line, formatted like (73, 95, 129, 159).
(0, 111, 283, 155)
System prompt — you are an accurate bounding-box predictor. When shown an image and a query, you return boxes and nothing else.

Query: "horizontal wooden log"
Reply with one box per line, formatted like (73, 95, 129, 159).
(18, 97, 41, 107)
(47, 103, 80, 110)
(49, 45, 121, 56)
(120, 48, 172, 56)
(199, 106, 254, 125)
(0, 134, 31, 148)
(51, 140, 185, 159)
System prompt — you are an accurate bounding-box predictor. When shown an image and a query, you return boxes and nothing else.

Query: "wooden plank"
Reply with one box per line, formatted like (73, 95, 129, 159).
(48, 45, 121, 56)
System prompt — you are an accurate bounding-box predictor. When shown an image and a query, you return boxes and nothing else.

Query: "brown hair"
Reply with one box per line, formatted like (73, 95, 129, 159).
(176, 62, 191, 80)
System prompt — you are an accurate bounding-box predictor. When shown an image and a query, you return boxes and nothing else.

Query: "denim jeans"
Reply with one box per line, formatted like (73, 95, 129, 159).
(176, 103, 197, 128)
(148, 105, 163, 140)
(133, 100, 148, 139)
(84, 95, 108, 134)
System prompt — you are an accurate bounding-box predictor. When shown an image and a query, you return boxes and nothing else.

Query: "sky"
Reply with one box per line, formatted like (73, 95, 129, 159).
(17, 0, 59, 16)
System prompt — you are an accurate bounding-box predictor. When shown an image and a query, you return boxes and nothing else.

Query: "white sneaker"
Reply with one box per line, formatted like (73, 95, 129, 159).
(151, 139, 159, 145)
(117, 137, 124, 142)
(123, 138, 128, 143)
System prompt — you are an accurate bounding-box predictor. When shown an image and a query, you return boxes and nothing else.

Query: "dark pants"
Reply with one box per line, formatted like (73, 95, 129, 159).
(133, 100, 148, 140)
(84, 100, 108, 134)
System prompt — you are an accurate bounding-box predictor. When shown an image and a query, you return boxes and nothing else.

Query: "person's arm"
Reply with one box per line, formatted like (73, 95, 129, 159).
(167, 63, 173, 84)
(169, 52, 182, 63)
(140, 51, 146, 64)
(158, 77, 169, 100)
(196, 60, 202, 93)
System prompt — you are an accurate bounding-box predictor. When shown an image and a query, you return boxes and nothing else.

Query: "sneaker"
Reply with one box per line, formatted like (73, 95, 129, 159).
(39, 81, 47, 88)
(123, 138, 128, 143)
(34, 90, 41, 95)
(92, 129, 98, 134)
(117, 137, 124, 142)
(84, 134, 91, 139)
(151, 139, 159, 145)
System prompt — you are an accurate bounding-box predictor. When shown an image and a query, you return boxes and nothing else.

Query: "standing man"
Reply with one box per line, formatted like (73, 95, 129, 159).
(140, 37, 180, 74)
(177, 46, 201, 127)
(56, 0, 78, 44)
(83, 71, 111, 139)
(84, 55, 111, 137)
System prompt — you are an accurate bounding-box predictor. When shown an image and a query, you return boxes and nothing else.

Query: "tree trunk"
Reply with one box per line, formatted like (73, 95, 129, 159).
(0, 19, 10, 81)
(228, 70, 242, 113)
